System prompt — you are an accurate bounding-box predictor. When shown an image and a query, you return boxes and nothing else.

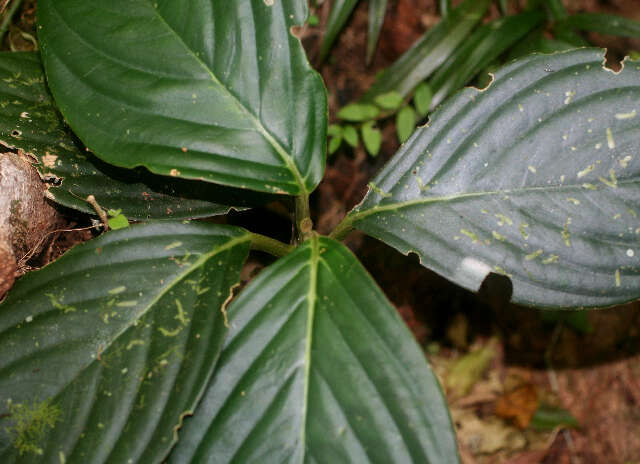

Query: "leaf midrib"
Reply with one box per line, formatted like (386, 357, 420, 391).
(353, 177, 640, 223)
(146, 0, 308, 195)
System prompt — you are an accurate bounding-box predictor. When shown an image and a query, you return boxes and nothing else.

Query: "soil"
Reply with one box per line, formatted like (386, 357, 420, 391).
(3, 0, 640, 462)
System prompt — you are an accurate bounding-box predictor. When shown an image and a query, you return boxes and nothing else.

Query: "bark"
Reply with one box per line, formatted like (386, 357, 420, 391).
(0, 151, 60, 297)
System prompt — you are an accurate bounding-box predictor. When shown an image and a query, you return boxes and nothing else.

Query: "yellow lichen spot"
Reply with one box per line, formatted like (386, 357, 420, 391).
(542, 254, 559, 264)
(525, 249, 543, 261)
(519, 223, 529, 240)
(598, 169, 617, 188)
(615, 269, 621, 287)
(495, 213, 513, 226)
(368, 182, 391, 198)
(528, 165, 537, 174)
(627, 249, 635, 257)
(619, 155, 632, 168)
(577, 164, 594, 178)
(108, 286, 126, 295)
(492, 231, 506, 242)
(42, 152, 57, 168)
(562, 217, 572, 247)
(6, 399, 61, 456)
(582, 183, 597, 190)
(562, 133, 568, 141)
(164, 241, 182, 250)
(606, 128, 615, 149)
(59, 451, 66, 464)
(615, 109, 636, 120)
(595, 143, 602, 150)
(518, 104, 524, 112)
(158, 327, 182, 337)
(493, 266, 512, 277)
(566, 197, 580, 205)
(460, 229, 480, 243)
(169, 168, 181, 176)
(126, 339, 145, 350)
(564, 90, 575, 105)
(263, 0, 274, 5)
(116, 300, 137, 307)
(174, 299, 189, 326)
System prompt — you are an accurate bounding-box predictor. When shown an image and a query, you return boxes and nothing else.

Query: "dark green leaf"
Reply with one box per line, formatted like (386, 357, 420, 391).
(544, 0, 566, 20)
(414, 82, 433, 117)
(507, 30, 575, 60)
(38, 0, 327, 196)
(0, 51, 256, 220)
(0, 222, 250, 462)
(342, 125, 359, 147)
(539, 310, 593, 334)
(319, 0, 359, 63)
(362, 121, 382, 156)
(363, 0, 490, 101)
(561, 13, 640, 38)
(396, 105, 416, 143)
(169, 235, 459, 463)
(374, 91, 404, 110)
(338, 103, 380, 121)
(367, 0, 388, 65)
(530, 405, 579, 430)
(428, 11, 544, 110)
(347, 49, 640, 308)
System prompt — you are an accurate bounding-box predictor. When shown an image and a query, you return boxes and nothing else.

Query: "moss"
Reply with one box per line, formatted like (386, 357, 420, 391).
(4, 398, 61, 456)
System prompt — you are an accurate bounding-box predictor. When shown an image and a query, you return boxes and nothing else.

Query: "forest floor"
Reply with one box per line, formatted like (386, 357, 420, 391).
(4, 0, 640, 462)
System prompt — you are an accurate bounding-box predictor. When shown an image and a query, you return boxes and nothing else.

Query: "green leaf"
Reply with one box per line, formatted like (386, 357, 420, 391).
(497, 0, 508, 15)
(544, 0, 566, 20)
(107, 213, 129, 230)
(439, 0, 451, 18)
(38, 0, 327, 196)
(428, 11, 544, 110)
(414, 82, 433, 117)
(374, 91, 404, 110)
(530, 405, 579, 430)
(367, 0, 388, 65)
(342, 124, 360, 147)
(507, 31, 575, 59)
(0, 51, 257, 220)
(337, 103, 380, 121)
(0, 222, 250, 462)
(169, 236, 459, 463)
(308, 14, 319, 26)
(396, 105, 416, 143)
(319, 0, 359, 63)
(561, 13, 640, 38)
(539, 310, 593, 334)
(361, 121, 382, 156)
(327, 124, 343, 138)
(346, 49, 640, 308)
(329, 134, 343, 155)
(363, 0, 490, 101)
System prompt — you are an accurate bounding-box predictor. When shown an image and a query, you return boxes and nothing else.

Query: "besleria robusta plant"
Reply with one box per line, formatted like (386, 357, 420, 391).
(0, 0, 638, 462)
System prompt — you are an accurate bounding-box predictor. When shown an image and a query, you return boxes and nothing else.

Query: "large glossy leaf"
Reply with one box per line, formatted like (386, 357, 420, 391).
(0, 222, 250, 462)
(343, 49, 640, 308)
(38, 0, 326, 196)
(0, 51, 263, 219)
(427, 11, 543, 110)
(170, 235, 459, 463)
(362, 0, 490, 101)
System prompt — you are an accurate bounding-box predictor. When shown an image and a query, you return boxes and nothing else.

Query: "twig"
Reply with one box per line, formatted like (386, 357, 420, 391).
(0, 0, 24, 44)
(86, 194, 110, 230)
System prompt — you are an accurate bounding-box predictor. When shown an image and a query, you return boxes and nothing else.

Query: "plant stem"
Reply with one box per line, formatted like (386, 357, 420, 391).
(0, 0, 23, 44)
(438, 0, 450, 18)
(250, 233, 294, 258)
(295, 194, 313, 242)
(329, 213, 355, 242)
